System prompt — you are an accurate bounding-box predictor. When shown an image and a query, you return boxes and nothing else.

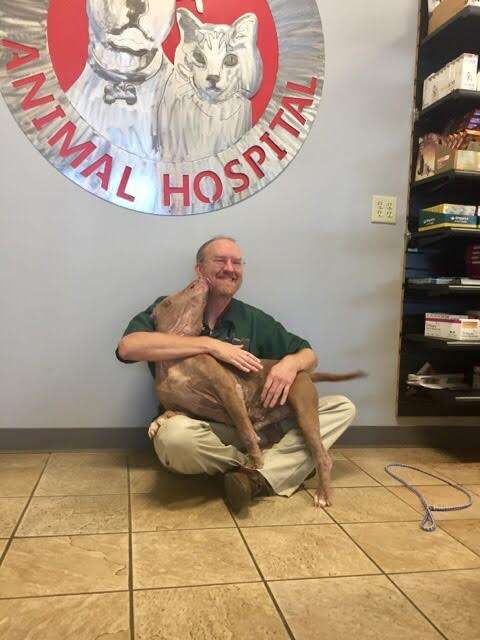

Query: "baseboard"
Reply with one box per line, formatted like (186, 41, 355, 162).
(0, 425, 479, 451)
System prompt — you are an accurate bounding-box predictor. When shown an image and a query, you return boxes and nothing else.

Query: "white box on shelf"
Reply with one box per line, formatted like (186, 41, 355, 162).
(448, 318, 480, 339)
(425, 313, 469, 338)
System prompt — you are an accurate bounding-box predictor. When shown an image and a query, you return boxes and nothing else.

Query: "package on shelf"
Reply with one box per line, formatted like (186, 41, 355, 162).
(436, 145, 480, 174)
(444, 109, 480, 134)
(465, 243, 480, 276)
(428, 0, 480, 34)
(425, 313, 480, 339)
(418, 211, 478, 231)
(423, 203, 477, 214)
(422, 53, 478, 109)
(468, 309, 480, 317)
(425, 312, 468, 338)
(415, 133, 442, 179)
(407, 371, 466, 389)
(428, 0, 442, 15)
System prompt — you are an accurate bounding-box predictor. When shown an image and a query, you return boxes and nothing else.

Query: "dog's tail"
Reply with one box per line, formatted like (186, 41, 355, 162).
(309, 370, 367, 383)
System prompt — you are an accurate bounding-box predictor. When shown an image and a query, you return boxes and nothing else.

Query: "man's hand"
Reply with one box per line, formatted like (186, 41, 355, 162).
(261, 356, 299, 408)
(208, 338, 263, 373)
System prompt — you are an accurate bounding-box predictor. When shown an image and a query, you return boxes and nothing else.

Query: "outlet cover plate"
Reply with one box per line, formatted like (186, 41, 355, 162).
(371, 195, 397, 224)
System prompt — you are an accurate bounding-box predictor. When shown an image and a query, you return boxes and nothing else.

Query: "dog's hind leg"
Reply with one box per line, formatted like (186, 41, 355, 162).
(288, 372, 333, 507)
(213, 377, 263, 470)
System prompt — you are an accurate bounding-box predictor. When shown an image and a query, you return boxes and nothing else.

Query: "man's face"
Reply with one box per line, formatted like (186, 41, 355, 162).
(196, 240, 244, 298)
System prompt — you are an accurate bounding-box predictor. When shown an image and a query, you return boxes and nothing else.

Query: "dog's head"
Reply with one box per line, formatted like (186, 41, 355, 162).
(86, 0, 177, 81)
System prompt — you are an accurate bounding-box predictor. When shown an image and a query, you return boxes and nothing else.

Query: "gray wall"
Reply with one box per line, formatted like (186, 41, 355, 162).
(2, 0, 475, 431)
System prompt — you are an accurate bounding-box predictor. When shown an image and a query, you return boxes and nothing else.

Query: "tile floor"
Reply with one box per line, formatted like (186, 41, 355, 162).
(0, 446, 479, 639)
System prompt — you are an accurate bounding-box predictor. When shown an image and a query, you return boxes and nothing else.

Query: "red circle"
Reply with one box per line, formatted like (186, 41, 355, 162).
(47, 0, 278, 126)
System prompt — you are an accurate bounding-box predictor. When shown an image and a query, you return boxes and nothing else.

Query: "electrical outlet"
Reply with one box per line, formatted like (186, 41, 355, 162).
(371, 195, 397, 224)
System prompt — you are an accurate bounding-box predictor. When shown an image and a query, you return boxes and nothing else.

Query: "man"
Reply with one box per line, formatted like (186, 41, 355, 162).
(117, 236, 356, 511)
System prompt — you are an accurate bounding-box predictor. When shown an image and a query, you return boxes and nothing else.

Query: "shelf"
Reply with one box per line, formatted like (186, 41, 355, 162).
(411, 170, 480, 203)
(416, 90, 480, 134)
(410, 226, 480, 247)
(410, 385, 480, 404)
(407, 283, 480, 294)
(405, 333, 480, 349)
(420, 6, 480, 76)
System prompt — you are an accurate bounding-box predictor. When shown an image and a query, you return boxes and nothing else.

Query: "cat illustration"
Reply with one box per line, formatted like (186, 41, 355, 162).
(155, 8, 263, 162)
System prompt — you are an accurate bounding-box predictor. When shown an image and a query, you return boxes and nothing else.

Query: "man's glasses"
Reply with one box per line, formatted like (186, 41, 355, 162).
(210, 257, 245, 268)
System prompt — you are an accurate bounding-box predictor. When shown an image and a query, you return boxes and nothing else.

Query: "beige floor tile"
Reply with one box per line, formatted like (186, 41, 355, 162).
(131, 491, 233, 532)
(391, 569, 480, 640)
(134, 584, 289, 639)
(0, 592, 130, 640)
(129, 452, 169, 494)
(347, 459, 452, 486)
(270, 575, 443, 640)
(344, 522, 480, 573)
(322, 487, 420, 523)
(467, 484, 480, 497)
(133, 529, 259, 589)
(328, 449, 348, 460)
(234, 490, 332, 527)
(0, 533, 128, 598)
(35, 453, 127, 496)
(431, 463, 480, 484)
(0, 539, 7, 556)
(305, 459, 380, 489)
(16, 494, 129, 537)
(388, 485, 480, 521)
(439, 520, 480, 556)
(0, 497, 27, 537)
(241, 524, 379, 580)
(0, 454, 48, 497)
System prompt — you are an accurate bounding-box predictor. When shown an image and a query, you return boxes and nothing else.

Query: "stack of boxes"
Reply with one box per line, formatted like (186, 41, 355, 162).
(418, 203, 478, 232)
(422, 53, 478, 109)
(416, 109, 480, 180)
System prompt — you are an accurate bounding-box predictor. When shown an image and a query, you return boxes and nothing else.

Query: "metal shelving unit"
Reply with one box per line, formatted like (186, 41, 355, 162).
(397, 1, 480, 417)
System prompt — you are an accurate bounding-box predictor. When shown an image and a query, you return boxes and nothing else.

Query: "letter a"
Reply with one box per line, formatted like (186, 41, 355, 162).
(1, 39, 39, 71)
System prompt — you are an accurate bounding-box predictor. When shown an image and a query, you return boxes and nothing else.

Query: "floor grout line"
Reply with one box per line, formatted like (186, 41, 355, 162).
(303, 485, 451, 639)
(0, 588, 130, 602)
(435, 523, 480, 560)
(0, 453, 51, 569)
(224, 499, 296, 640)
(126, 456, 135, 640)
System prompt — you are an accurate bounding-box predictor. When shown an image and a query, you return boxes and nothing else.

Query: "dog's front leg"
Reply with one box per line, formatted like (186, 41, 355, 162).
(288, 372, 333, 507)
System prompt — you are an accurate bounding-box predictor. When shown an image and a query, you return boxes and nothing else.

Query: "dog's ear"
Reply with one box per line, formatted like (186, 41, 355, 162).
(177, 8, 203, 44)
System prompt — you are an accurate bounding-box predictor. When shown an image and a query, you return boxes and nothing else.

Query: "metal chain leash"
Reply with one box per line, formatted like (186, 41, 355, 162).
(384, 463, 474, 532)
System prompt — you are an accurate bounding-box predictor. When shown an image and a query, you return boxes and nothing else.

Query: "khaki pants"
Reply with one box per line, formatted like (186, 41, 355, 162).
(152, 395, 356, 497)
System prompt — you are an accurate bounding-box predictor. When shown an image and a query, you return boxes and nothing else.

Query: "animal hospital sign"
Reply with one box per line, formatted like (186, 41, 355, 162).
(0, 0, 324, 216)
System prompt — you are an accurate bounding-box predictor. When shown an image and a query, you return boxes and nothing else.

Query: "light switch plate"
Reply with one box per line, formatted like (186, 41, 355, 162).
(371, 195, 397, 224)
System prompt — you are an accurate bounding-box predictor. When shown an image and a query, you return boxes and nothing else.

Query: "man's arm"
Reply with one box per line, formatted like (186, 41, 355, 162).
(261, 348, 318, 408)
(117, 332, 263, 372)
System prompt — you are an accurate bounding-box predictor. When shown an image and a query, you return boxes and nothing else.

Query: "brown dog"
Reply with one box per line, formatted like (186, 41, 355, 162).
(150, 278, 364, 507)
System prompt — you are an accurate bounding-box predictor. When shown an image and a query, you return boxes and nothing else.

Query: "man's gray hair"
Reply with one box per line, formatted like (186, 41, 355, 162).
(196, 236, 237, 264)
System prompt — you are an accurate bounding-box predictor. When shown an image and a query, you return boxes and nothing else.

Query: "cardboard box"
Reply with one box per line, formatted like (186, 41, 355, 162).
(436, 146, 480, 172)
(422, 53, 478, 108)
(423, 203, 477, 215)
(418, 211, 478, 231)
(428, 0, 480, 34)
(425, 313, 468, 338)
(449, 318, 480, 339)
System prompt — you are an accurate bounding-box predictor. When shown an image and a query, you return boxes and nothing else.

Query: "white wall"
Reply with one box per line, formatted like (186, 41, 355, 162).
(3, 0, 474, 430)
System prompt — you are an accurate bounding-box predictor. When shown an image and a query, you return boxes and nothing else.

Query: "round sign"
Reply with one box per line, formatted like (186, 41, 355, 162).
(0, 0, 325, 215)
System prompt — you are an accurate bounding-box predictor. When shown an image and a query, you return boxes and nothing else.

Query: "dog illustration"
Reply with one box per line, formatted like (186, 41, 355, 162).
(66, 0, 183, 158)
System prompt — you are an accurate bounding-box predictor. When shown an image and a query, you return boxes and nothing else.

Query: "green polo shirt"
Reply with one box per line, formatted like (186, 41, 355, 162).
(117, 296, 311, 377)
